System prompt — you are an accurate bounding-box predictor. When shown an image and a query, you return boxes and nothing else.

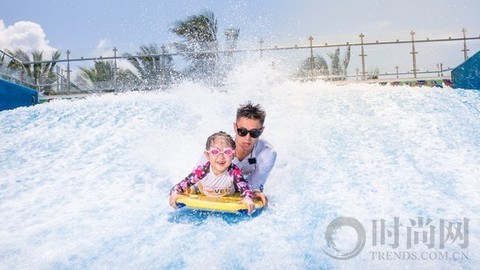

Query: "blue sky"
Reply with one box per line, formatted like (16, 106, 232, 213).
(2, 0, 479, 50)
(1, 0, 479, 74)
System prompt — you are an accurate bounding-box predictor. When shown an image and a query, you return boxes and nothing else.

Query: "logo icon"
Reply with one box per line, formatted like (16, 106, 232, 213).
(323, 217, 366, 260)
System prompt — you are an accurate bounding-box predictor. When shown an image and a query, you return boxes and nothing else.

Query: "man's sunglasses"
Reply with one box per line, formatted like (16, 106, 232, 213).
(236, 125, 263, 138)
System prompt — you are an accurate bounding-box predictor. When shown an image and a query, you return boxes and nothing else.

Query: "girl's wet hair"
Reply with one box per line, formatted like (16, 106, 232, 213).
(205, 131, 236, 150)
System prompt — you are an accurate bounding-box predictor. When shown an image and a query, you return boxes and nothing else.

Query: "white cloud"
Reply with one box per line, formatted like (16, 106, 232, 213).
(92, 38, 115, 58)
(0, 19, 57, 54)
(69, 38, 137, 80)
(92, 39, 137, 72)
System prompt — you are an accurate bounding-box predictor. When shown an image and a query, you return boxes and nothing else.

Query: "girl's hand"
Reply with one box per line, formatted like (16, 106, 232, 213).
(252, 190, 268, 207)
(169, 192, 181, 209)
(243, 197, 256, 215)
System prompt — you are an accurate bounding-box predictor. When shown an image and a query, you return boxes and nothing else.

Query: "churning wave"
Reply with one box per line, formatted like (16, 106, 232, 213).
(1, 59, 479, 269)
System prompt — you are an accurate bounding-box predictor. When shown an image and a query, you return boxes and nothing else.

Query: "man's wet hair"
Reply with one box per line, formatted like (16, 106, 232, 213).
(236, 101, 266, 125)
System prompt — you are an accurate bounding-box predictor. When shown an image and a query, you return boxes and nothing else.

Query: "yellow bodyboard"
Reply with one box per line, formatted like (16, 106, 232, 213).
(176, 193, 264, 214)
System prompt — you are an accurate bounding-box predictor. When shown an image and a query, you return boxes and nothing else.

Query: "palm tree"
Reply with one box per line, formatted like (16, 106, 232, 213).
(296, 46, 351, 81)
(123, 44, 178, 89)
(6, 49, 61, 92)
(327, 46, 351, 81)
(328, 48, 342, 79)
(170, 10, 219, 82)
(0, 52, 8, 79)
(296, 55, 330, 80)
(76, 60, 139, 92)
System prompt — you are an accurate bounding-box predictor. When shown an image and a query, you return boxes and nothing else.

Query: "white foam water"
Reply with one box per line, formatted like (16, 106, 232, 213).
(1, 59, 479, 269)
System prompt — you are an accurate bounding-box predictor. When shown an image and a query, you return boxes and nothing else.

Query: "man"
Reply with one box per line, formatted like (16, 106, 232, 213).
(231, 101, 276, 206)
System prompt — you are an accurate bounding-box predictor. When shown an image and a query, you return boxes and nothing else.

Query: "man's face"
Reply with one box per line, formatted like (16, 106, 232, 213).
(234, 117, 263, 153)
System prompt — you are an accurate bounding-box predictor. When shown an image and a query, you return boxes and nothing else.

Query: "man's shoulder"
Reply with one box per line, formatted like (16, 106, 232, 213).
(256, 138, 277, 157)
(258, 138, 274, 149)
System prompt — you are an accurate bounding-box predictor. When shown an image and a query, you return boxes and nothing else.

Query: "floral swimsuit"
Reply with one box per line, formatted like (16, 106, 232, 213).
(171, 162, 253, 199)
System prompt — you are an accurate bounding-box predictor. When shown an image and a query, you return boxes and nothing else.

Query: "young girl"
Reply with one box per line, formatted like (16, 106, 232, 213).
(169, 131, 255, 214)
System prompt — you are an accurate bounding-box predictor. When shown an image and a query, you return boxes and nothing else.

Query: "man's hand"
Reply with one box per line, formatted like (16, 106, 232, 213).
(243, 197, 256, 215)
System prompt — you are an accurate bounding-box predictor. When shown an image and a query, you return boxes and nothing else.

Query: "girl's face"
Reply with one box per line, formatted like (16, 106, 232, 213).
(205, 138, 235, 175)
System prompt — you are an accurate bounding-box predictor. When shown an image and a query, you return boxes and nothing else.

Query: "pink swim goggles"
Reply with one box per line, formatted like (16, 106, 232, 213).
(206, 147, 235, 156)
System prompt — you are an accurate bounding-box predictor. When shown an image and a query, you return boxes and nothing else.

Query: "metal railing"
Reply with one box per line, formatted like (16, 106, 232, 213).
(0, 49, 36, 87)
(1, 28, 479, 95)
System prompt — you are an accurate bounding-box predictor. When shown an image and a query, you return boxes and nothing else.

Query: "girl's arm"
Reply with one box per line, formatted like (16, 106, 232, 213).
(170, 163, 209, 194)
(231, 165, 253, 199)
(168, 163, 209, 209)
(231, 165, 256, 214)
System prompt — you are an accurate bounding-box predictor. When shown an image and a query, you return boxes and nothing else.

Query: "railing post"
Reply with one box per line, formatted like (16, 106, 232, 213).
(161, 45, 166, 86)
(66, 50, 71, 94)
(309, 36, 314, 77)
(462, 27, 469, 60)
(20, 68, 25, 84)
(113, 47, 118, 93)
(410, 31, 418, 79)
(56, 66, 60, 92)
(259, 39, 264, 58)
(359, 33, 367, 80)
